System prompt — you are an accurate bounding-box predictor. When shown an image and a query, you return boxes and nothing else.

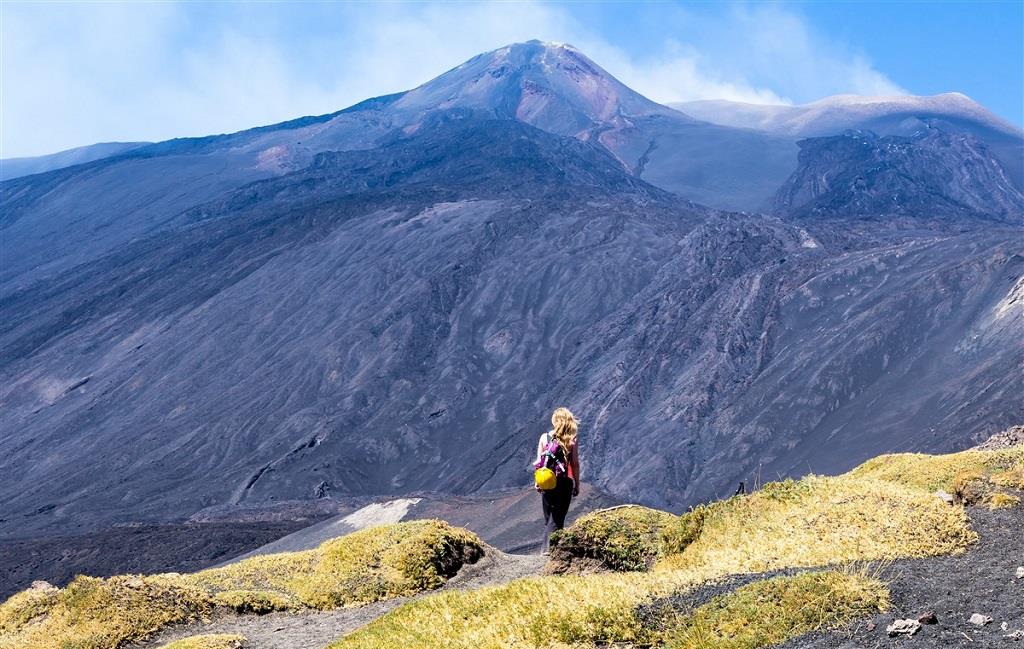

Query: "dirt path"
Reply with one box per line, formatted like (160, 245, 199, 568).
(133, 550, 546, 649)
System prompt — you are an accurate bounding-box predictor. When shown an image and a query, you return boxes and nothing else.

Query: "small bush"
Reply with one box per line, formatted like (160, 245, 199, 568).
(160, 633, 247, 649)
(548, 506, 678, 573)
(952, 471, 991, 505)
(0, 581, 59, 635)
(986, 492, 1020, 509)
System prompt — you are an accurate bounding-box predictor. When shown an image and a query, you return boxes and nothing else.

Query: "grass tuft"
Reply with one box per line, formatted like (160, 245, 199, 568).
(664, 571, 888, 649)
(548, 505, 678, 573)
(0, 582, 59, 636)
(986, 492, 1020, 509)
(992, 463, 1024, 490)
(211, 590, 293, 614)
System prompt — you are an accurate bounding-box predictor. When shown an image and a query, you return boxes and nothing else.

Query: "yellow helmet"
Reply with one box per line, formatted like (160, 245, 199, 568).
(534, 467, 557, 491)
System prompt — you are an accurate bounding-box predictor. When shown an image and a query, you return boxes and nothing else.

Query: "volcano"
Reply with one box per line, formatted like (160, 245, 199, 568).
(1, 41, 1022, 543)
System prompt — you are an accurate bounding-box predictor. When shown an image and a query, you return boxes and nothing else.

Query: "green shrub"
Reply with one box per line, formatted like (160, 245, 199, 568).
(549, 506, 678, 573)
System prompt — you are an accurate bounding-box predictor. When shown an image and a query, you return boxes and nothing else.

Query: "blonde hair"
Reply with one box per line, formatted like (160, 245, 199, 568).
(550, 407, 579, 454)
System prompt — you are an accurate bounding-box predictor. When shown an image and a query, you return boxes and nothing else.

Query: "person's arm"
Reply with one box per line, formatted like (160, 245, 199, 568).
(570, 440, 581, 496)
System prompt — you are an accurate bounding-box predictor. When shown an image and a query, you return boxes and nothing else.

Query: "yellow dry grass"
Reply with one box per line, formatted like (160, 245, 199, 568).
(5, 448, 1008, 649)
(665, 571, 888, 649)
(0, 520, 482, 649)
(848, 447, 1024, 493)
(330, 569, 887, 649)
(0, 583, 59, 636)
(211, 590, 292, 614)
(986, 492, 1020, 509)
(188, 519, 483, 609)
(991, 463, 1024, 489)
(659, 475, 975, 574)
(0, 574, 211, 649)
(159, 633, 247, 649)
(329, 568, 699, 649)
(334, 451, 987, 649)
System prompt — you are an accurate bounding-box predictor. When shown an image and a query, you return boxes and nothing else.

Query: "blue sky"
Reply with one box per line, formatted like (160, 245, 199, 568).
(2, 1, 1021, 158)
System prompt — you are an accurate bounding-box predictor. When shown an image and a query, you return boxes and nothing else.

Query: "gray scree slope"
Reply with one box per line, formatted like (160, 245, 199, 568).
(1, 41, 1022, 538)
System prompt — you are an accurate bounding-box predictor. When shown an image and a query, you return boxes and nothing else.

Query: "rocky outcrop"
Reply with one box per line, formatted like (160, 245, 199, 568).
(975, 425, 1024, 450)
(774, 128, 1024, 222)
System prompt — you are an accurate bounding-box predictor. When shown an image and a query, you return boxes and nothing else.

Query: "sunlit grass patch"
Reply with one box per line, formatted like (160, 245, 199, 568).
(212, 590, 293, 614)
(329, 565, 888, 649)
(160, 633, 248, 649)
(329, 569, 703, 649)
(659, 476, 975, 574)
(848, 447, 1024, 493)
(188, 519, 483, 609)
(664, 571, 888, 649)
(0, 581, 59, 636)
(992, 462, 1024, 490)
(0, 520, 483, 649)
(0, 574, 211, 649)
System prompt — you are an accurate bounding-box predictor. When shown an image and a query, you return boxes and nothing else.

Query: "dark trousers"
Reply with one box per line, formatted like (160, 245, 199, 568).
(541, 476, 574, 552)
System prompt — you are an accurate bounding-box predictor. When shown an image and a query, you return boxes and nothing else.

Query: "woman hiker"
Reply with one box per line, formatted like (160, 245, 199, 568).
(533, 407, 581, 553)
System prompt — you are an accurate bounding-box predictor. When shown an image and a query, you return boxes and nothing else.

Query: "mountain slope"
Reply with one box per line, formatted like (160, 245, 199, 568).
(0, 141, 150, 181)
(0, 115, 709, 532)
(0, 41, 1022, 538)
(774, 129, 1024, 220)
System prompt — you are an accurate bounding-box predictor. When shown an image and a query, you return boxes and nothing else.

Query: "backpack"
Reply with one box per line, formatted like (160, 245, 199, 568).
(533, 433, 568, 491)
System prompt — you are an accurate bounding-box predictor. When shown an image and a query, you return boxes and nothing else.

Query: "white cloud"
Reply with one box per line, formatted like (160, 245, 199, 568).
(0, 1, 906, 158)
(718, 5, 908, 99)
